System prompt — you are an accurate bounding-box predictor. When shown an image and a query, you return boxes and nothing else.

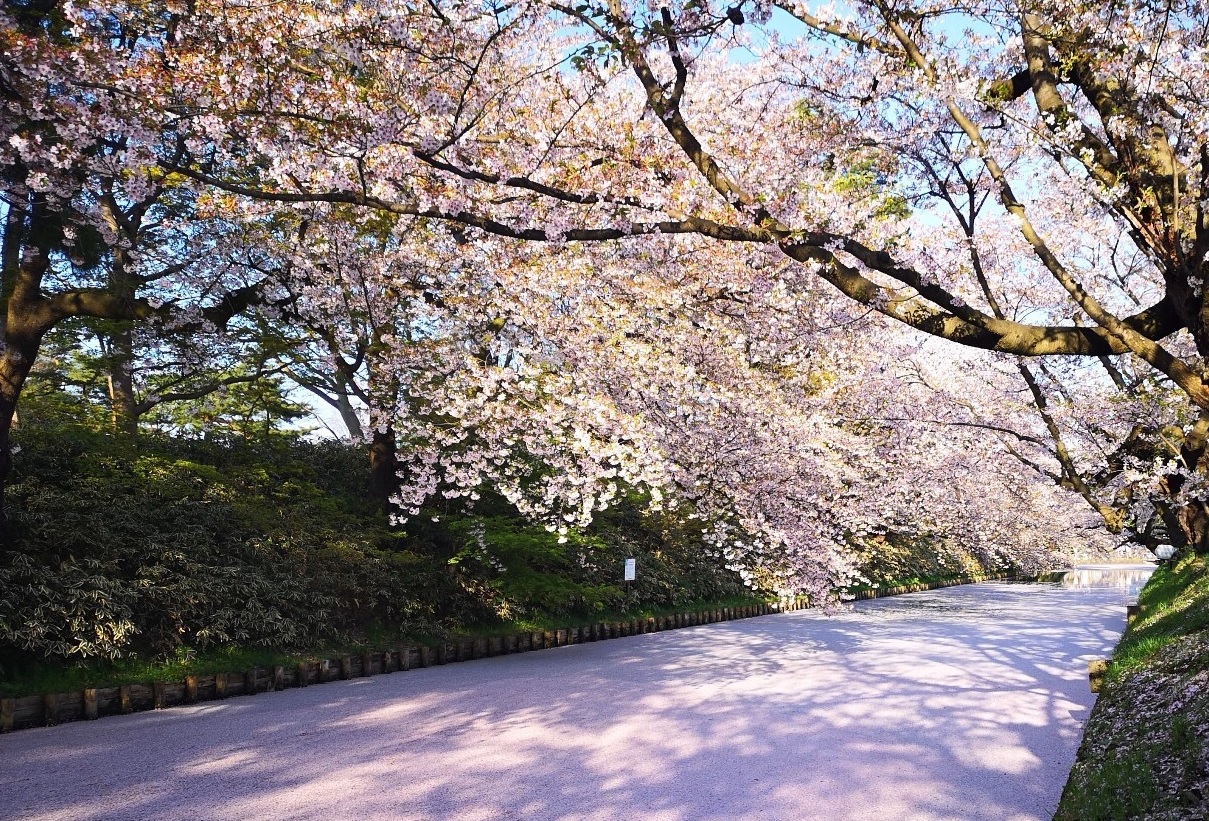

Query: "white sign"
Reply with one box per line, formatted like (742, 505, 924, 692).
(624, 558, 637, 581)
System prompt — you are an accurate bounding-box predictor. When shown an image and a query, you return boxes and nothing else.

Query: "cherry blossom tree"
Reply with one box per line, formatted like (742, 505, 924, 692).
(159, 0, 1205, 553)
(7, 0, 1204, 582)
(249, 195, 1116, 594)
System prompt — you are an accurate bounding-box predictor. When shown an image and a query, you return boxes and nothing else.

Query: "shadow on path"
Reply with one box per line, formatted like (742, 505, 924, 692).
(0, 582, 1130, 821)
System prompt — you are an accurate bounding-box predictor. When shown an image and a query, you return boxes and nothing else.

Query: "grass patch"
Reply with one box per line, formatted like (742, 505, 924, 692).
(1, 646, 317, 698)
(1106, 555, 1209, 683)
(1055, 555, 1209, 821)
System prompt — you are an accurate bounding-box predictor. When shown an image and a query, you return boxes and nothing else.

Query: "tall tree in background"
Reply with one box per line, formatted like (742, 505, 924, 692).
(0, 0, 288, 526)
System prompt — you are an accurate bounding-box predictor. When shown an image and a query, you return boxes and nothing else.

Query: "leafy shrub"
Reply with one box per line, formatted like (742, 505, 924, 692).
(442, 494, 752, 621)
(0, 423, 753, 675)
(0, 425, 443, 666)
(846, 530, 1017, 589)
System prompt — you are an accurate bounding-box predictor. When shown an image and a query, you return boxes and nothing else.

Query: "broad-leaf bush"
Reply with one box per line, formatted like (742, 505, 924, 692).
(0, 423, 444, 666)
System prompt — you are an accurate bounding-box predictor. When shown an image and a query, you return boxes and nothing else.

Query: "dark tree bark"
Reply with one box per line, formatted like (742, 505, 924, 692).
(368, 424, 399, 511)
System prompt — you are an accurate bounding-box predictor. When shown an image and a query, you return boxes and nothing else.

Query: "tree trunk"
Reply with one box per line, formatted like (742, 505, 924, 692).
(368, 425, 398, 511)
(101, 245, 140, 442)
(1174, 502, 1209, 556)
(0, 338, 39, 541)
(333, 369, 363, 439)
(366, 342, 401, 514)
(1159, 412, 1209, 558)
(104, 324, 139, 442)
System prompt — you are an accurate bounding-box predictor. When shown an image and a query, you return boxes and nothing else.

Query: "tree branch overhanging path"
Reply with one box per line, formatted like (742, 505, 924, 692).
(159, 6, 1191, 351)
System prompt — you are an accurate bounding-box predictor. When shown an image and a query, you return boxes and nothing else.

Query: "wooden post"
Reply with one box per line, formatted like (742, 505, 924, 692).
(185, 675, 199, 702)
(272, 666, 284, 690)
(361, 651, 373, 676)
(83, 688, 98, 720)
(43, 693, 57, 726)
(340, 656, 352, 679)
(0, 698, 13, 732)
(296, 662, 309, 687)
(399, 644, 412, 670)
(1126, 603, 1141, 624)
(119, 685, 134, 712)
(153, 681, 166, 709)
(419, 646, 432, 667)
(214, 674, 227, 699)
(244, 669, 257, 696)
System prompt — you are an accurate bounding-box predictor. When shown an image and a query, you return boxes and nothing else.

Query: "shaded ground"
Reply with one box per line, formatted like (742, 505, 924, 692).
(0, 582, 1133, 821)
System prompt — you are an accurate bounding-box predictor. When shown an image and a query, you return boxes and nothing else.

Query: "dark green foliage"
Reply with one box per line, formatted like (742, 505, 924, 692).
(0, 424, 449, 669)
(846, 530, 1017, 591)
(0, 422, 753, 691)
(442, 495, 750, 621)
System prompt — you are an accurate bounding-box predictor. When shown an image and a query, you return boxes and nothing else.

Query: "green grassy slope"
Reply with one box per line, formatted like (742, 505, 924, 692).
(1055, 555, 1209, 821)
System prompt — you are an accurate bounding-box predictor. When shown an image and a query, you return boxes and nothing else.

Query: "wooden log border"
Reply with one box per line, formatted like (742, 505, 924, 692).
(0, 571, 1032, 733)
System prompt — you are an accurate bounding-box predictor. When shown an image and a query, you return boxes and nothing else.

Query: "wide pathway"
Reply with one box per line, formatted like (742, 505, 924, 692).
(0, 581, 1134, 821)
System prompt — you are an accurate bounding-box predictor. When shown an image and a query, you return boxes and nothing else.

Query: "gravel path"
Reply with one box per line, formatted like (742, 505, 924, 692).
(0, 581, 1133, 821)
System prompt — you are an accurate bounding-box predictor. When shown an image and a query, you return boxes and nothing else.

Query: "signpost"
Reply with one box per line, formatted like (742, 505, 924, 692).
(624, 558, 636, 611)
